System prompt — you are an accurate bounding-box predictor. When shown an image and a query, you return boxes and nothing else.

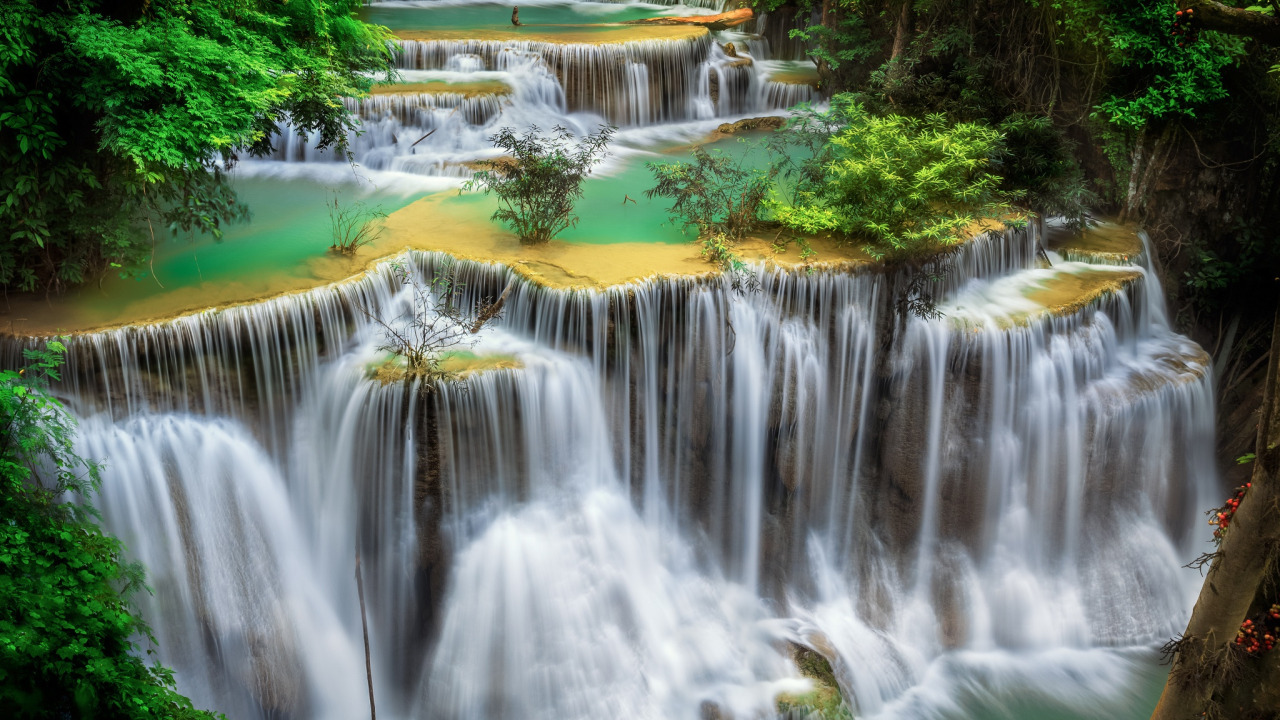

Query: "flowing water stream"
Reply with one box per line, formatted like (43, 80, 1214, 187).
(11, 2, 1221, 717)
(28, 225, 1214, 719)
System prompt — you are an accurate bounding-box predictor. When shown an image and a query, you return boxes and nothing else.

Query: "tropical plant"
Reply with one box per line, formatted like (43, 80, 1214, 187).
(0, 343, 223, 719)
(328, 194, 388, 255)
(764, 101, 846, 207)
(645, 143, 775, 242)
(770, 98, 1015, 260)
(995, 113, 1096, 227)
(360, 260, 509, 384)
(464, 125, 615, 244)
(1093, 0, 1245, 129)
(0, 0, 395, 292)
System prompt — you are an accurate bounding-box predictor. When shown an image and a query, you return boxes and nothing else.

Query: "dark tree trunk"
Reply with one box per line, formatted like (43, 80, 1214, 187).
(1178, 1, 1280, 45)
(1151, 304, 1280, 720)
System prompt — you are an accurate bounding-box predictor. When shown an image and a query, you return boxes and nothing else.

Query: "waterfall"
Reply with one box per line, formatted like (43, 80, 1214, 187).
(394, 35, 713, 125)
(14, 223, 1215, 719)
(263, 7, 817, 180)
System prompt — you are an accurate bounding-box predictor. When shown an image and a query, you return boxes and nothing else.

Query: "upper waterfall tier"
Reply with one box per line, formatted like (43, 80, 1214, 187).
(265, 2, 819, 173)
(395, 32, 712, 125)
(345, 81, 512, 127)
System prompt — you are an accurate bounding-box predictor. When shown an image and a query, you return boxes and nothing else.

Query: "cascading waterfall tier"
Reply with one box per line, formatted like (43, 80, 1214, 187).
(345, 91, 509, 130)
(267, 1, 822, 177)
(395, 34, 714, 124)
(9, 225, 1217, 720)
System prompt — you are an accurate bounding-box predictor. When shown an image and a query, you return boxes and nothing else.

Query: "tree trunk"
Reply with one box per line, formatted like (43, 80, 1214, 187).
(890, 1, 913, 61)
(1123, 124, 1177, 223)
(1151, 303, 1280, 720)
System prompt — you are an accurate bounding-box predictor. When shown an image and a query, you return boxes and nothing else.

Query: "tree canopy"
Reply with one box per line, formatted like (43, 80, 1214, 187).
(0, 0, 394, 292)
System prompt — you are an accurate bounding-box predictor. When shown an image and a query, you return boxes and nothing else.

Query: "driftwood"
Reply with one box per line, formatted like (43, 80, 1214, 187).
(470, 280, 514, 334)
(625, 7, 753, 31)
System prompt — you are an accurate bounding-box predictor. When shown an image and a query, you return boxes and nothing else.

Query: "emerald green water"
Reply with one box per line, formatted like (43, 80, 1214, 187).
(130, 178, 417, 287)
(35, 139, 792, 327)
(558, 140, 784, 243)
(361, 2, 686, 33)
(41, 175, 423, 327)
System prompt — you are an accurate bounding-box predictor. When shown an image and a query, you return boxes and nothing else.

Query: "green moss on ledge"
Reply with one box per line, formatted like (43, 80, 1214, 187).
(371, 80, 511, 97)
(367, 351, 522, 386)
(776, 642, 852, 719)
(1045, 220, 1143, 263)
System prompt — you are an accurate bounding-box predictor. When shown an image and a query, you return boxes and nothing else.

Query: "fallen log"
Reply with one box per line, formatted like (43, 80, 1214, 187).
(625, 8, 753, 31)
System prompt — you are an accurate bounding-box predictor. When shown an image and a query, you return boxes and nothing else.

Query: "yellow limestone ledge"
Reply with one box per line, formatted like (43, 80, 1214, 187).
(1045, 220, 1143, 261)
(379, 193, 874, 290)
(0, 199, 1013, 336)
(394, 25, 707, 45)
(371, 80, 512, 97)
(1025, 267, 1143, 318)
(369, 351, 522, 385)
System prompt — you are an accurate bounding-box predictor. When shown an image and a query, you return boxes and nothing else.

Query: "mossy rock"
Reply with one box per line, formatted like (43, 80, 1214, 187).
(715, 116, 786, 135)
(364, 350, 520, 386)
(777, 642, 853, 719)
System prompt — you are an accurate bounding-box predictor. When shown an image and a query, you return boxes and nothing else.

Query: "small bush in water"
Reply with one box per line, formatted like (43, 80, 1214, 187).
(327, 193, 387, 255)
(645, 143, 775, 242)
(465, 125, 615, 244)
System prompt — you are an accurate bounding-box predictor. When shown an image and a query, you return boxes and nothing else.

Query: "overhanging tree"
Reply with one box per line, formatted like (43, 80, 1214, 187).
(0, 0, 394, 292)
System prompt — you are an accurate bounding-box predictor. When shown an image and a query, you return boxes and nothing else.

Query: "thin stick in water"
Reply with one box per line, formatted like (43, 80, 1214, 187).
(356, 551, 376, 720)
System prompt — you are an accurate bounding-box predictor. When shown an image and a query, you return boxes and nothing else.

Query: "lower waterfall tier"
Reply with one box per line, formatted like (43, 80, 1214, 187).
(28, 226, 1214, 719)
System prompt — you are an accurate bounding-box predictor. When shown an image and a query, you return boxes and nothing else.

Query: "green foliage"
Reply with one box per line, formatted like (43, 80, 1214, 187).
(465, 125, 615, 244)
(0, 0, 395, 292)
(0, 344, 223, 719)
(1184, 220, 1280, 313)
(360, 261, 505, 383)
(789, 11, 874, 74)
(1028, 0, 1111, 50)
(747, 0, 871, 73)
(1094, 0, 1244, 129)
(645, 143, 775, 242)
(771, 98, 1015, 260)
(327, 194, 387, 255)
(765, 101, 844, 206)
(996, 113, 1096, 226)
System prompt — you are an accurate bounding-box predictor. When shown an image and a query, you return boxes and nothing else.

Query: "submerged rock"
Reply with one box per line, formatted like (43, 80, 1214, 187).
(716, 116, 786, 134)
(713, 116, 786, 137)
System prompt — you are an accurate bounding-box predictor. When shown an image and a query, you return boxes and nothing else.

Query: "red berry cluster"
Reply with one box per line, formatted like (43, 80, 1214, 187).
(1171, 7, 1200, 47)
(1235, 604, 1280, 655)
(1208, 482, 1250, 541)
